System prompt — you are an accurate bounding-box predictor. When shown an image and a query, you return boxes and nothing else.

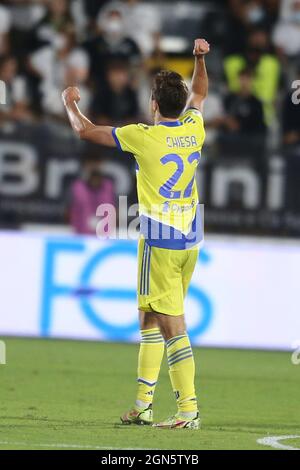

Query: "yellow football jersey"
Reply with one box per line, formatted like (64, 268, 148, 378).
(113, 108, 205, 249)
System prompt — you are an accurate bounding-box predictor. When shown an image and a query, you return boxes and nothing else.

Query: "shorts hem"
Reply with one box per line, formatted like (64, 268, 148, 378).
(138, 294, 183, 316)
(150, 301, 183, 316)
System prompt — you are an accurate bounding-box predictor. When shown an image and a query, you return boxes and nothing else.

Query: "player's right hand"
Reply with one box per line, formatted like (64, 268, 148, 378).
(62, 86, 80, 106)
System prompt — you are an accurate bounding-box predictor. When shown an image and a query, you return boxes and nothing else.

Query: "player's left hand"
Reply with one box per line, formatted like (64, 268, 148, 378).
(193, 38, 210, 57)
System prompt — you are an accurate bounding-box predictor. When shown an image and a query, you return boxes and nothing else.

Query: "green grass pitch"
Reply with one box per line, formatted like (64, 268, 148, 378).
(0, 338, 299, 450)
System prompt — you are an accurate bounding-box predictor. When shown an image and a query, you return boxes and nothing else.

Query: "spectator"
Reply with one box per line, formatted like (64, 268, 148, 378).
(99, 0, 162, 57)
(68, 158, 116, 236)
(90, 60, 139, 125)
(279, 0, 299, 19)
(224, 27, 280, 123)
(229, 0, 265, 27)
(29, 25, 90, 118)
(35, 0, 73, 45)
(272, 0, 300, 59)
(2, 1, 45, 69)
(81, 0, 111, 31)
(218, 67, 267, 159)
(0, 55, 32, 123)
(8, 0, 45, 32)
(225, 0, 280, 54)
(261, 0, 280, 23)
(84, 8, 141, 84)
(0, 4, 11, 56)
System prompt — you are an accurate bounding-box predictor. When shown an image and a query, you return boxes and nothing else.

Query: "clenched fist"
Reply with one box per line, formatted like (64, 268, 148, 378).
(193, 38, 210, 57)
(62, 86, 80, 106)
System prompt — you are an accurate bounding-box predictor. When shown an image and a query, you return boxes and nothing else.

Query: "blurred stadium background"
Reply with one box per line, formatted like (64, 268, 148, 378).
(0, 0, 300, 451)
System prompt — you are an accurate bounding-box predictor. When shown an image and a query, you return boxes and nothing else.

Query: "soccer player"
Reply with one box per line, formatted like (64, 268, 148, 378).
(62, 38, 209, 429)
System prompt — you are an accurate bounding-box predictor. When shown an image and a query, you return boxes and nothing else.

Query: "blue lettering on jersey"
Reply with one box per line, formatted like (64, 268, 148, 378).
(167, 136, 197, 148)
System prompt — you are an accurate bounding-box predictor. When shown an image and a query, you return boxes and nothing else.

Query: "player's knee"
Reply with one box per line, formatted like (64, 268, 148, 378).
(156, 315, 186, 341)
(160, 326, 185, 341)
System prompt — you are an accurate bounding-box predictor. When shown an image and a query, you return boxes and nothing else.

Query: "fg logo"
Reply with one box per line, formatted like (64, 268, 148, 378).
(40, 239, 213, 341)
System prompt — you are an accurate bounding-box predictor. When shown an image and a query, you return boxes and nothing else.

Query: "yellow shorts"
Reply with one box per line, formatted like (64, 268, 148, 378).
(137, 237, 199, 316)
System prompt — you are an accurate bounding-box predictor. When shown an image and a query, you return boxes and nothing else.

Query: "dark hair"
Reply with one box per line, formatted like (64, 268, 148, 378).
(151, 70, 188, 118)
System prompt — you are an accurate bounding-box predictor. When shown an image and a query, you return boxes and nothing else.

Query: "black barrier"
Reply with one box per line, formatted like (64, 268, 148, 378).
(0, 122, 136, 226)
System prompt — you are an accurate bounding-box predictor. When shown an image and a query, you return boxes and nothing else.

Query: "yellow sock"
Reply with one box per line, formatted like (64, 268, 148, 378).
(166, 334, 198, 414)
(136, 328, 164, 407)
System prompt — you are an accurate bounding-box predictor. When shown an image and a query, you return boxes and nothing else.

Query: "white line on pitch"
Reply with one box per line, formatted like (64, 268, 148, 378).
(257, 435, 300, 451)
(0, 440, 155, 450)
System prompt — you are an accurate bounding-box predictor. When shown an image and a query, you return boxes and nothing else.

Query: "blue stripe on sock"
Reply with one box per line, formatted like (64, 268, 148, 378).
(168, 346, 191, 361)
(169, 353, 193, 366)
(168, 350, 192, 366)
(168, 348, 192, 365)
(142, 329, 160, 335)
(142, 331, 161, 337)
(138, 378, 157, 387)
(166, 335, 187, 347)
(141, 333, 163, 339)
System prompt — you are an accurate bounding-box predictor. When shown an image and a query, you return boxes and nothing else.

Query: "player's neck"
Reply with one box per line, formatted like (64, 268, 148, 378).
(154, 114, 179, 125)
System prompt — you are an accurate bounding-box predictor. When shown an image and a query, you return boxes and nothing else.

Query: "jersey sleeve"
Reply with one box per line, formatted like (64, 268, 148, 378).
(112, 124, 146, 157)
(180, 107, 205, 145)
(181, 107, 204, 125)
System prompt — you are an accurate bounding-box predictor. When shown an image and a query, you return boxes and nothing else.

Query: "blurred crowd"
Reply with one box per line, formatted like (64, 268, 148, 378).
(0, 0, 160, 125)
(0, 0, 300, 149)
(1, 0, 300, 232)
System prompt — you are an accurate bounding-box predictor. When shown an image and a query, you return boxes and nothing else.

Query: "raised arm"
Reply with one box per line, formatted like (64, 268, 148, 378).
(186, 38, 210, 113)
(62, 87, 116, 147)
